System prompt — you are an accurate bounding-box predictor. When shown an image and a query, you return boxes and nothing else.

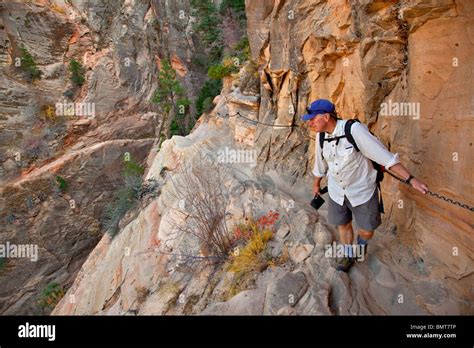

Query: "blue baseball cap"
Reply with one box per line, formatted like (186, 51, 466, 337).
(301, 99, 335, 121)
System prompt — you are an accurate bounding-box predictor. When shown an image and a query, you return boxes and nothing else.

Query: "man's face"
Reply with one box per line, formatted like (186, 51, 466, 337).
(307, 113, 328, 132)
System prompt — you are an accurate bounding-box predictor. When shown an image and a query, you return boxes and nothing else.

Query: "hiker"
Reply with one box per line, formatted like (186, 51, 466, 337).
(302, 99, 428, 272)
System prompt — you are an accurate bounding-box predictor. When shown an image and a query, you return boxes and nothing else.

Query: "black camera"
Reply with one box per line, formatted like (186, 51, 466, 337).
(311, 186, 328, 210)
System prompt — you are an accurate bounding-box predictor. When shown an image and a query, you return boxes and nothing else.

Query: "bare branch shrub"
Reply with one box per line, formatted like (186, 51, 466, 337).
(165, 154, 233, 261)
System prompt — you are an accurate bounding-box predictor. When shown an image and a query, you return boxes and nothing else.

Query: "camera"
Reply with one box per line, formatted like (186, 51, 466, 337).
(311, 186, 328, 210)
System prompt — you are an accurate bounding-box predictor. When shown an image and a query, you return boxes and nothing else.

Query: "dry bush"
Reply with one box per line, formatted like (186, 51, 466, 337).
(135, 286, 150, 305)
(166, 154, 233, 262)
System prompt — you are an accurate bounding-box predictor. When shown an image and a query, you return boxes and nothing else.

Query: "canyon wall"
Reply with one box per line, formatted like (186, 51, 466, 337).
(54, 0, 472, 315)
(0, 0, 204, 314)
(1, 0, 472, 315)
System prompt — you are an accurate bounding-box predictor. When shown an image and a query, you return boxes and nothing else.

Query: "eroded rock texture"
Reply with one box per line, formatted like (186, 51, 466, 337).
(0, 0, 189, 314)
(2, 0, 473, 315)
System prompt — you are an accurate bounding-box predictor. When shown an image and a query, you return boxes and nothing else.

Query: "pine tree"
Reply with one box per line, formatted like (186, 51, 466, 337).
(69, 59, 85, 86)
(151, 59, 186, 139)
(19, 46, 42, 82)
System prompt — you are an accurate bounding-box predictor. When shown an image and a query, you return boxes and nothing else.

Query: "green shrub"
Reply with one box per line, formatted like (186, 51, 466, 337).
(201, 97, 213, 113)
(208, 59, 239, 80)
(169, 118, 181, 137)
(190, 0, 221, 45)
(157, 134, 166, 150)
(170, 98, 192, 137)
(69, 59, 85, 86)
(220, 0, 246, 25)
(220, 0, 245, 14)
(191, 55, 208, 68)
(0, 257, 6, 272)
(208, 45, 224, 67)
(55, 176, 68, 192)
(19, 46, 42, 82)
(233, 36, 249, 51)
(123, 158, 145, 177)
(102, 183, 136, 237)
(233, 36, 250, 62)
(102, 157, 145, 237)
(63, 88, 76, 100)
(38, 282, 65, 310)
(195, 79, 222, 116)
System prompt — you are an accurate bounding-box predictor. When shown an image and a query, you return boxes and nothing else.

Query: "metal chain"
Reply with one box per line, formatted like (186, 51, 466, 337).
(216, 111, 316, 140)
(425, 190, 474, 211)
(385, 170, 474, 212)
(217, 111, 474, 212)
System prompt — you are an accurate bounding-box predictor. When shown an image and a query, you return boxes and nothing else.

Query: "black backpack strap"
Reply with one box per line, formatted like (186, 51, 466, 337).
(344, 119, 361, 152)
(377, 182, 384, 213)
(318, 132, 326, 159)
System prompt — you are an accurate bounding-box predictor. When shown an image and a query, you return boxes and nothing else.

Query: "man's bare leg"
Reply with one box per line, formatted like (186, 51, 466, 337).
(358, 229, 374, 241)
(338, 221, 354, 245)
(356, 228, 374, 261)
(336, 221, 355, 271)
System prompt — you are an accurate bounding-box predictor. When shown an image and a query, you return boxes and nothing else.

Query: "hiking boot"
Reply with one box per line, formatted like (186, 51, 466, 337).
(335, 256, 356, 272)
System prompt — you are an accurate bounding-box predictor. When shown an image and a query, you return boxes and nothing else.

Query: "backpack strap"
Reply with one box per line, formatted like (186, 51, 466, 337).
(318, 132, 326, 160)
(319, 119, 361, 159)
(344, 119, 361, 152)
(377, 183, 385, 213)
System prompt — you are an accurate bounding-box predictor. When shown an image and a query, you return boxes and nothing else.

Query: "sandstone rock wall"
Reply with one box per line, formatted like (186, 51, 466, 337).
(245, 0, 473, 301)
(3, 0, 473, 315)
(0, 0, 195, 314)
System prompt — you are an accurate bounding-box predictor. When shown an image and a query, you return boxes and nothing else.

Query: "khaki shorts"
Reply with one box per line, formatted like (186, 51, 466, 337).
(327, 188, 381, 231)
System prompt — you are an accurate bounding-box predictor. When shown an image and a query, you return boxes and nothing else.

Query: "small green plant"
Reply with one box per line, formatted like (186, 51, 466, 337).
(195, 79, 222, 116)
(102, 184, 136, 237)
(0, 257, 6, 272)
(157, 134, 166, 150)
(63, 88, 76, 100)
(233, 36, 250, 62)
(55, 176, 68, 192)
(38, 282, 65, 310)
(170, 98, 192, 137)
(208, 57, 240, 80)
(102, 157, 146, 237)
(69, 59, 85, 86)
(123, 158, 145, 177)
(19, 46, 42, 82)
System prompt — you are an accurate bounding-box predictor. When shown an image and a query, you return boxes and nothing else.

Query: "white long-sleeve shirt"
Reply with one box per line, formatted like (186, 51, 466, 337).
(313, 119, 400, 207)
